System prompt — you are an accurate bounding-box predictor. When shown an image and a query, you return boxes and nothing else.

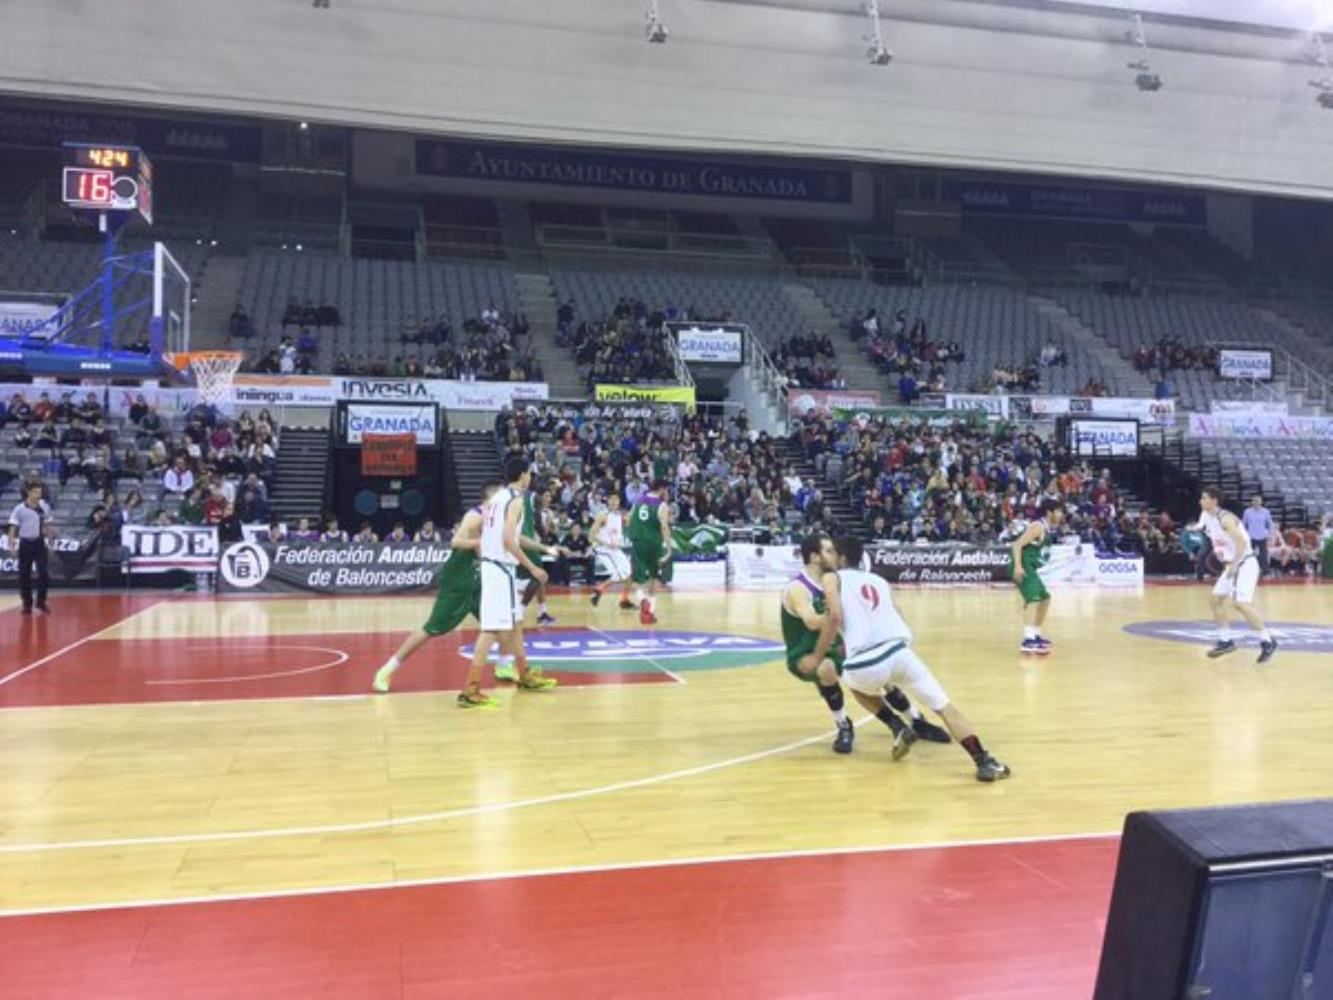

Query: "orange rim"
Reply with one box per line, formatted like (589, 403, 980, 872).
(167, 351, 244, 372)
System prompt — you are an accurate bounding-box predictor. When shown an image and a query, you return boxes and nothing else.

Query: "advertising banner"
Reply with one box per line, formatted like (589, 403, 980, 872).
(0, 300, 61, 338)
(868, 542, 1143, 587)
(727, 543, 803, 589)
(1217, 349, 1273, 381)
(121, 525, 218, 573)
(830, 406, 985, 428)
(787, 388, 882, 418)
(0, 534, 99, 586)
(216, 540, 447, 593)
(229, 375, 548, 410)
(947, 179, 1206, 225)
(1209, 400, 1288, 416)
(362, 433, 418, 476)
(1008, 395, 1175, 426)
(415, 138, 854, 204)
(595, 384, 697, 410)
(675, 327, 743, 363)
(1069, 418, 1140, 458)
(1188, 414, 1333, 440)
(344, 403, 437, 446)
(869, 544, 1012, 584)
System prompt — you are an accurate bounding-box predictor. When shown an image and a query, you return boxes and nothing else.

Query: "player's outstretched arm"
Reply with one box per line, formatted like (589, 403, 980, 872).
(1011, 523, 1040, 581)
(449, 511, 483, 552)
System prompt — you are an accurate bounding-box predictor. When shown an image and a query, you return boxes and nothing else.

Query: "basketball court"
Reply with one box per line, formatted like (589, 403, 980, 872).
(2, 580, 1329, 998)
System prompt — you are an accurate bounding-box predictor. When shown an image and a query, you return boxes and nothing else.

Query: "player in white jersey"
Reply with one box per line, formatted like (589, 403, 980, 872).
(1198, 486, 1278, 663)
(812, 535, 1011, 782)
(589, 494, 635, 609)
(460, 455, 558, 707)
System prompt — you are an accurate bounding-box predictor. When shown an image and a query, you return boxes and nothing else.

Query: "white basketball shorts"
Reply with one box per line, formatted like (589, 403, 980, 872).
(596, 547, 631, 582)
(840, 640, 950, 712)
(479, 560, 523, 631)
(1212, 554, 1260, 605)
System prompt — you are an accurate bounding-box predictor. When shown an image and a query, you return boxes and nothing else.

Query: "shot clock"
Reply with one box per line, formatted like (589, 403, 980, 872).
(61, 144, 154, 224)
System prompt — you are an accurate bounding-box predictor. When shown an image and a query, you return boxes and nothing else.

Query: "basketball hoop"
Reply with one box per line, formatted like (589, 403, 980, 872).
(170, 351, 244, 407)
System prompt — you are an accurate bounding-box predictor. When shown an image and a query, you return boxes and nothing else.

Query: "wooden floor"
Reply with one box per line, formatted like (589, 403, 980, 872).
(0, 581, 1330, 996)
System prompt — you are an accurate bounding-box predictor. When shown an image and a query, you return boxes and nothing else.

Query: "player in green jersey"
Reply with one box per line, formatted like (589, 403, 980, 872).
(628, 480, 672, 625)
(517, 489, 558, 627)
(1010, 498, 1063, 655)
(783, 534, 950, 754)
(372, 483, 498, 693)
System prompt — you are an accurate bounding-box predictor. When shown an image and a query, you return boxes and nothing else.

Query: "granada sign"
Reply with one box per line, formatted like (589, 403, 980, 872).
(675, 326, 743, 363)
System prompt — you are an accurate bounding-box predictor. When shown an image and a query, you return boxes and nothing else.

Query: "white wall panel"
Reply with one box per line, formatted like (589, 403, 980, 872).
(1, 0, 1330, 199)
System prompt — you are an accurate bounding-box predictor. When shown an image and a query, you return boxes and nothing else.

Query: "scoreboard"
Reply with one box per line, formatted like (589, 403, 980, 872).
(61, 144, 154, 225)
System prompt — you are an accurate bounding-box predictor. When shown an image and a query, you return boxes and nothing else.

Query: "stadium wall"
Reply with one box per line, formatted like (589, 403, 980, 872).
(3, 1, 1332, 200)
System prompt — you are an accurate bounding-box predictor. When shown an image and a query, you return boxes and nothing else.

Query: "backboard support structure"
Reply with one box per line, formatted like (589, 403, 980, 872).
(4, 237, 189, 378)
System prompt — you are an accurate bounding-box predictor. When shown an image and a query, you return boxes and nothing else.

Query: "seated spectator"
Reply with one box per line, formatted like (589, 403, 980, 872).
(237, 487, 270, 524)
(229, 304, 253, 339)
(321, 516, 349, 544)
(122, 489, 148, 526)
(266, 519, 288, 544)
(53, 392, 76, 422)
(290, 517, 319, 542)
(162, 458, 195, 500)
(383, 522, 411, 545)
(32, 393, 55, 423)
(353, 521, 378, 544)
(7, 393, 32, 427)
(176, 485, 204, 525)
(203, 486, 230, 525)
(414, 519, 442, 543)
(34, 420, 59, 451)
(218, 502, 243, 543)
(297, 327, 319, 360)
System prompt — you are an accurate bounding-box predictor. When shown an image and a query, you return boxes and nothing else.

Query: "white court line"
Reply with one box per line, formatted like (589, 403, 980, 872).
(584, 624, 686, 684)
(0, 829, 1120, 918)
(0, 599, 171, 689)
(0, 717, 874, 855)
(145, 646, 349, 686)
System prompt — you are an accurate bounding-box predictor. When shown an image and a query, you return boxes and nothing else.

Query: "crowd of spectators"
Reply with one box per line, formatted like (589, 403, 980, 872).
(242, 302, 542, 383)
(798, 410, 1156, 551)
(773, 334, 843, 390)
(562, 297, 678, 388)
(848, 309, 966, 399)
(493, 403, 826, 550)
(0, 390, 280, 543)
(1133, 338, 1219, 375)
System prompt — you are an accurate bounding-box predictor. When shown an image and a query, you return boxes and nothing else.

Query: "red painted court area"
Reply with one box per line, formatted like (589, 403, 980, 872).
(0, 597, 666, 708)
(3, 836, 1117, 1000)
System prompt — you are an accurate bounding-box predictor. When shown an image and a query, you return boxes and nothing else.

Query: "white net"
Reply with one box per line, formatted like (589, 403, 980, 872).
(188, 353, 244, 408)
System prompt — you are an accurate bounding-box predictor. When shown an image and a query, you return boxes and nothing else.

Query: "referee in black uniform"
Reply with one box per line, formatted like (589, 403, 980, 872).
(8, 482, 53, 615)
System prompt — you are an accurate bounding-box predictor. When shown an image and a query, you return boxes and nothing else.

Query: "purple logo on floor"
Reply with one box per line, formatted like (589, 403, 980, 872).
(1124, 621, 1333, 654)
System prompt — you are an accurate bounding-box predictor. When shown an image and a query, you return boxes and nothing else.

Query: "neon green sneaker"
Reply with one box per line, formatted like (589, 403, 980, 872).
(516, 671, 558, 692)
(372, 665, 395, 693)
(456, 689, 501, 709)
(494, 661, 518, 682)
